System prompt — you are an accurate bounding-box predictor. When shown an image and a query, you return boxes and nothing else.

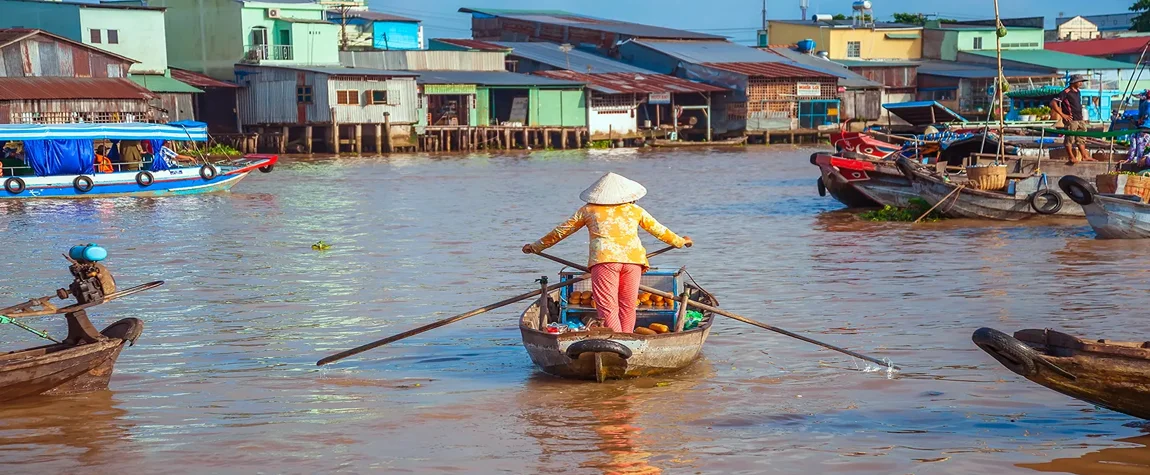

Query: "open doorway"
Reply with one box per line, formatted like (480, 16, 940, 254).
(428, 94, 470, 126)
(490, 88, 529, 125)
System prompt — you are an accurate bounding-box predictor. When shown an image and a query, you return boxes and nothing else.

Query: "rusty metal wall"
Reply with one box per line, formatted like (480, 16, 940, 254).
(153, 93, 195, 122)
(339, 50, 506, 71)
(2, 98, 151, 124)
(0, 38, 128, 78)
(327, 77, 417, 124)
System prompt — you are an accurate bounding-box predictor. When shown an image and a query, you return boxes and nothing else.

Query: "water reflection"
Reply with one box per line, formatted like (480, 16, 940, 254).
(0, 392, 131, 468)
(1018, 434, 1150, 474)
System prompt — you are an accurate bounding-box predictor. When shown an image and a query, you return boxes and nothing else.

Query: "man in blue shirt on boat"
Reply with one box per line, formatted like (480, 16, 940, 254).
(1051, 75, 1094, 164)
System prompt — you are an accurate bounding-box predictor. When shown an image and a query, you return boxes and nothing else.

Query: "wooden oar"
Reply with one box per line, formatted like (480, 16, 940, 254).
(531, 251, 900, 370)
(316, 246, 678, 366)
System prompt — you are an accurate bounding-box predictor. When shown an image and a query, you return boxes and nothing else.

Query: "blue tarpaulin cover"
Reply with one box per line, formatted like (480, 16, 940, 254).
(0, 123, 209, 141)
(24, 139, 95, 176)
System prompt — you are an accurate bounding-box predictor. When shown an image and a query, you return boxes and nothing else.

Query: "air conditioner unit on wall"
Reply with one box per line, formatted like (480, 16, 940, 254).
(268, 8, 280, 18)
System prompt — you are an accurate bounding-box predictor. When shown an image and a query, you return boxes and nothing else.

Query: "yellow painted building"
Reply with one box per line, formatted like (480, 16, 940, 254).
(767, 20, 923, 61)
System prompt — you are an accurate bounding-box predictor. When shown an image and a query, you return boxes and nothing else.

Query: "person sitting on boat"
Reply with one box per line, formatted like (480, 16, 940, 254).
(522, 173, 691, 334)
(158, 141, 198, 167)
(1051, 75, 1095, 164)
(118, 140, 143, 171)
(94, 145, 114, 173)
(1127, 129, 1150, 166)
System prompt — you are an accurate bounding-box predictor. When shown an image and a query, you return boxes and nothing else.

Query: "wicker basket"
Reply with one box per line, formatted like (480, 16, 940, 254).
(1126, 175, 1150, 202)
(1096, 174, 1120, 194)
(966, 165, 1008, 191)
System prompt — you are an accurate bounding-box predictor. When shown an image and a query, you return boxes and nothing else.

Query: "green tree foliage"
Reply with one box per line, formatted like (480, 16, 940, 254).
(892, 12, 957, 25)
(1132, 0, 1150, 32)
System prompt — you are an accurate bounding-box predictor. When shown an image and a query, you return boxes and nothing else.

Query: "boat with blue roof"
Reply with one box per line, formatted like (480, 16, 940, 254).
(0, 121, 276, 199)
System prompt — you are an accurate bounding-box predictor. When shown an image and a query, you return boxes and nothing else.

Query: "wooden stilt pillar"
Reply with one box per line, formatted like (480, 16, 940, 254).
(561, 130, 568, 149)
(382, 113, 392, 154)
(279, 126, 288, 154)
(354, 125, 363, 154)
(305, 125, 313, 153)
(373, 124, 382, 153)
(543, 129, 550, 149)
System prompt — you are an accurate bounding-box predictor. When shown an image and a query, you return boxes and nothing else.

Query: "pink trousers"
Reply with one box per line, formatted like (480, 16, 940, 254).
(590, 262, 643, 333)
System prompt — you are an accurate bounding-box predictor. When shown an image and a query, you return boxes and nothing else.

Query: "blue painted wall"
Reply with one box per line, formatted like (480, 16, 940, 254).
(373, 21, 420, 51)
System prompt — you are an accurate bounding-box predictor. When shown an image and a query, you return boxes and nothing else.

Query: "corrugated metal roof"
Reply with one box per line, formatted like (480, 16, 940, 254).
(0, 28, 138, 63)
(498, 41, 649, 73)
(277, 18, 334, 25)
(459, 8, 724, 40)
(129, 74, 203, 93)
(0, 77, 153, 100)
(766, 47, 882, 88)
(916, 60, 1057, 79)
(833, 59, 920, 67)
(628, 40, 786, 64)
(1046, 37, 1150, 57)
(769, 19, 921, 29)
(701, 62, 834, 79)
(332, 10, 420, 23)
(415, 70, 583, 87)
(430, 38, 511, 52)
(964, 50, 1137, 70)
(237, 64, 419, 77)
(533, 70, 724, 94)
(171, 68, 238, 88)
(2, 0, 165, 10)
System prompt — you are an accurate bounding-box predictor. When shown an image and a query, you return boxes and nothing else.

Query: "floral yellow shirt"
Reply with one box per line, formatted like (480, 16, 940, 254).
(531, 203, 686, 269)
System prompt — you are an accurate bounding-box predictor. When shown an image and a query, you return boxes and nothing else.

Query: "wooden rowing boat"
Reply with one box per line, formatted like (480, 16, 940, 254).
(651, 137, 746, 148)
(896, 157, 1084, 220)
(0, 246, 162, 403)
(519, 269, 716, 382)
(973, 327, 1150, 420)
(812, 152, 917, 208)
(1059, 175, 1150, 239)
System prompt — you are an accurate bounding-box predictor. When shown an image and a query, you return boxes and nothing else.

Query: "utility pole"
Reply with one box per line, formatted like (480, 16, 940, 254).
(800, 0, 809, 21)
(757, 0, 769, 47)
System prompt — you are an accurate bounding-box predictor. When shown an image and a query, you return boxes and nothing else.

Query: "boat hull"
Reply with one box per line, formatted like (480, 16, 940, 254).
(0, 318, 142, 403)
(0, 155, 275, 199)
(974, 328, 1150, 420)
(897, 157, 1083, 220)
(1059, 176, 1150, 239)
(813, 152, 915, 208)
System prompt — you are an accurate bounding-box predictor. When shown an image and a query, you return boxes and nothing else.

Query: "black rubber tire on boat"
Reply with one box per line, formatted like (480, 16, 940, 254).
(73, 175, 94, 193)
(4, 176, 25, 194)
(259, 164, 274, 173)
(1029, 190, 1063, 215)
(566, 339, 633, 360)
(1058, 175, 1095, 206)
(135, 171, 155, 187)
(101, 317, 144, 346)
(971, 327, 1039, 377)
(817, 177, 827, 197)
(199, 164, 218, 180)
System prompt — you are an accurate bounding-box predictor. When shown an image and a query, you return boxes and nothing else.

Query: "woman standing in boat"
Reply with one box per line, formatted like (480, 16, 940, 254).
(523, 173, 691, 333)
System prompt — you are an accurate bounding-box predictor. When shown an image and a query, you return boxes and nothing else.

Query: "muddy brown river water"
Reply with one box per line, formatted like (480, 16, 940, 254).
(2, 147, 1150, 474)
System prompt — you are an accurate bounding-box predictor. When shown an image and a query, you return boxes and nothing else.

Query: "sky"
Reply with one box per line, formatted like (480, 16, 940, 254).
(368, 0, 1135, 45)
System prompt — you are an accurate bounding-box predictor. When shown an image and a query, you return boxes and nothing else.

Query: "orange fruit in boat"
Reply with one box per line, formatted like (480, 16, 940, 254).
(634, 327, 657, 335)
(639, 293, 652, 303)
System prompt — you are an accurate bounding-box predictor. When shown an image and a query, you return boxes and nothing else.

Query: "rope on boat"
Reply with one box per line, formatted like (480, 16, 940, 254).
(0, 315, 59, 343)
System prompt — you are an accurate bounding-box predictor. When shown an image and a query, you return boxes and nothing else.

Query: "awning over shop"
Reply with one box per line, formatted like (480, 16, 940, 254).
(883, 101, 967, 125)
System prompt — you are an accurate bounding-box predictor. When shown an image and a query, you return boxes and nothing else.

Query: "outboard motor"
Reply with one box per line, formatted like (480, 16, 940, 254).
(61, 244, 116, 305)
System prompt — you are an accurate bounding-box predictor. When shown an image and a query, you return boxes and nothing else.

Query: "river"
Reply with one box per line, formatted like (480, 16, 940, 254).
(1, 147, 1149, 474)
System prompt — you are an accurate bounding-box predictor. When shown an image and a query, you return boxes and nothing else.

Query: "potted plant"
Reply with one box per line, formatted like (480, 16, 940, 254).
(1037, 105, 1052, 121)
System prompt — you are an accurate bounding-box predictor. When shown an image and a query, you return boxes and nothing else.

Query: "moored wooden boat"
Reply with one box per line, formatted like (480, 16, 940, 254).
(651, 136, 746, 147)
(812, 152, 916, 208)
(973, 327, 1150, 420)
(1059, 175, 1150, 239)
(519, 268, 716, 382)
(0, 245, 162, 403)
(896, 157, 1083, 220)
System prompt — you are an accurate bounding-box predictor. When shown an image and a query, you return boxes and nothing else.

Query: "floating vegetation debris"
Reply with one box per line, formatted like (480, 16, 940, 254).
(311, 241, 332, 251)
(859, 198, 944, 222)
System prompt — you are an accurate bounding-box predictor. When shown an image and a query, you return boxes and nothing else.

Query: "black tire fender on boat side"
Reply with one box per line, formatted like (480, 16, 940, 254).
(101, 317, 144, 346)
(259, 164, 274, 173)
(136, 171, 155, 187)
(817, 177, 827, 197)
(972, 327, 1038, 377)
(1030, 190, 1063, 215)
(566, 339, 633, 360)
(199, 164, 218, 181)
(1058, 175, 1095, 206)
(73, 175, 94, 193)
(4, 176, 25, 194)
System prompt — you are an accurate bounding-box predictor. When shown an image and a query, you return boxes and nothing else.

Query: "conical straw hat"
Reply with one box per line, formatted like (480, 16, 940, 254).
(580, 172, 647, 205)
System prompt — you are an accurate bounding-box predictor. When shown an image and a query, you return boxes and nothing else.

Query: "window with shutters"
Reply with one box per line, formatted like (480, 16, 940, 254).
(336, 90, 359, 105)
(108, 30, 119, 44)
(90, 29, 102, 44)
(846, 41, 861, 58)
(368, 90, 389, 105)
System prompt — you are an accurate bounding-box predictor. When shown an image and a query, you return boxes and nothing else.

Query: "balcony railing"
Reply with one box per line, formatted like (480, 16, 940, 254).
(242, 44, 294, 62)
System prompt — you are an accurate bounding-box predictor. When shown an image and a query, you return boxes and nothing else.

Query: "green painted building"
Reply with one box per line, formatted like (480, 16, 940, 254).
(150, 0, 344, 80)
(924, 23, 1045, 61)
(414, 71, 585, 129)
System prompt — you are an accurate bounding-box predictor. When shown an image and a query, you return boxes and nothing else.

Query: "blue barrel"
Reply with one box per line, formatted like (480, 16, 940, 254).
(796, 39, 816, 53)
(69, 244, 107, 262)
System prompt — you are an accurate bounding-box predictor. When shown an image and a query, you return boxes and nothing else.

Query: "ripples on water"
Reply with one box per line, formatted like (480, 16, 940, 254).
(2, 148, 1150, 474)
